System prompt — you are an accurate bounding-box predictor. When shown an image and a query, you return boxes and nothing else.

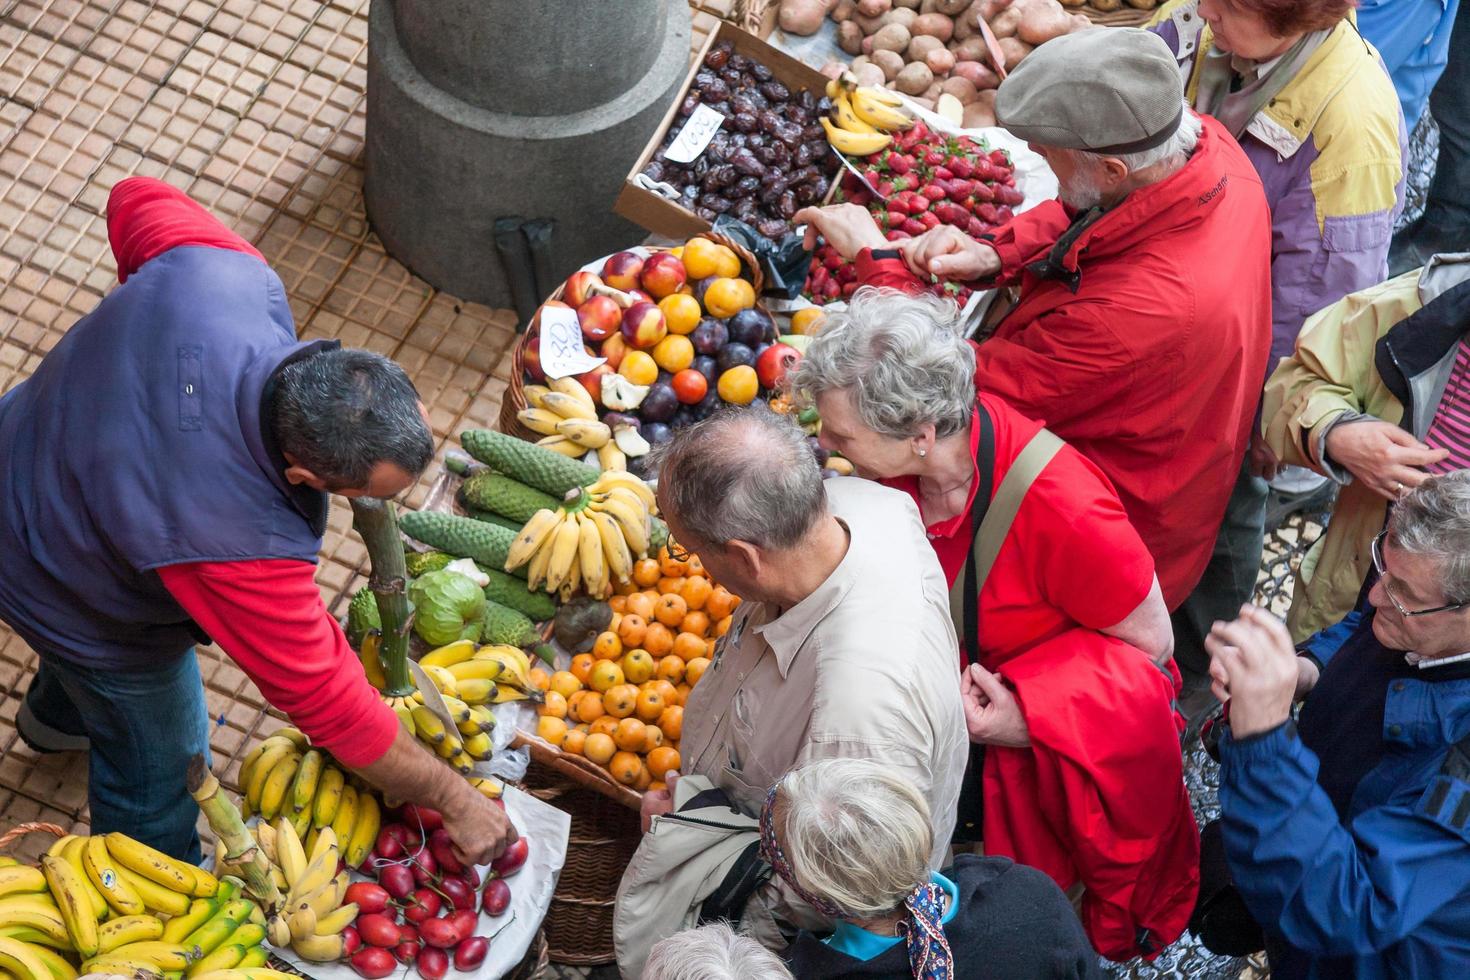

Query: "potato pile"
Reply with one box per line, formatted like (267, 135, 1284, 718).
(780, 0, 1095, 128)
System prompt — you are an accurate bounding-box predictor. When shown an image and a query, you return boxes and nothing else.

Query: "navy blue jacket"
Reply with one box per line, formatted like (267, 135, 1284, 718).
(0, 245, 336, 669)
(1219, 611, 1470, 979)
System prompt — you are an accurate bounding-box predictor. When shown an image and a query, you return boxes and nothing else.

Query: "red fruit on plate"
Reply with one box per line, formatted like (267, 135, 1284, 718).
(398, 923, 419, 944)
(454, 938, 489, 971)
(399, 803, 444, 833)
(375, 828, 403, 861)
(410, 848, 438, 886)
(602, 251, 645, 291)
(448, 909, 478, 941)
(755, 342, 800, 391)
(345, 883, 391, 915)
(563, 270, 602, 307)
(393, 941, 421, 965)
(577, 295, 622, 342)
(418, 917, 461, 950)
(378, 863, 415, 900)
(490, 837, 530, 878)
(437, 875, 474, 911)
(404, 888, 441, 924)
(482, 878, 512, 917)
(621, 301, 668, 350)
(415, 947, 448, 980)
(350, 947, 398, 979)
(428, 829, 464, 876)
(886, 229, 911, 241)
(342, 927, 362, 957)
(599, 331, 628, 370)
(901, 218, 925, 236)
(356, 913, 402, 949)
(639, 252, 687, 299)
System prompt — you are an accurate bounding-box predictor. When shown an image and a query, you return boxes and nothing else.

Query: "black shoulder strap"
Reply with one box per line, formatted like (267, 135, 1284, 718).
(961, 405, 996, 668)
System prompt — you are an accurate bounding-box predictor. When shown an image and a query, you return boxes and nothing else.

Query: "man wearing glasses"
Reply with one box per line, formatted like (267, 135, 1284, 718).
(1200, 471, 1470, 979)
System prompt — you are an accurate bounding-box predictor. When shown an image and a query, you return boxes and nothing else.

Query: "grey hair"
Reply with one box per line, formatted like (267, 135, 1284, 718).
(1388, 470, 1470, 603)
(648, 405, 825, 551)
(643, 922, 793, 980)
(1073, 101, 1202, 173)
(777, 757, 933, 918)
(787, 287, 975, 439)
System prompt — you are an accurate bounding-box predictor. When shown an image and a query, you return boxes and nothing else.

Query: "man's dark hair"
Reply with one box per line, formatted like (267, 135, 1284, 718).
(270, 348, 433, 492)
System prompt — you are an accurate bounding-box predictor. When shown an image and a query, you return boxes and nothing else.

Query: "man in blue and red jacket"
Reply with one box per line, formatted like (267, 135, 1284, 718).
(0, 178, 515, 864)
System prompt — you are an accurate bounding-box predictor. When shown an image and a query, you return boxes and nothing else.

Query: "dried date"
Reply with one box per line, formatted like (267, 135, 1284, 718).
(729, 148, 767, 178)
(728, 54, 751, 73)
(757, 217, 790, 239)
(778, 190, 798, 219)
(695, 207, 718, 222)
(751, 63, 773, 83)
(698, 193, 733, 214)
(733, 112, 759, 134)
(642, 161, 666, 183)
(759, 81, 790, 103)
(704, 43, 731, 70)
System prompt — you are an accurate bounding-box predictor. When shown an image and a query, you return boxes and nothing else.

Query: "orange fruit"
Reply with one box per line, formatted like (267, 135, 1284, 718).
(590, 716, 620, 738)
(790, 307, 826, 335)
(613, 718, 647, 752)
(672, 631, 707, 662)
(633, 763, 653, 792)
(632, 558, 662, 588)
(549, 670, 583, 700)
(657, 705, 684, 741)
(684, 554, 706, 578)
(679, 576, 712, 611)
(619, 350, 658, 386)
(625, 592, 656, 621)
(675, 683, 692, 705)
(680, 610, 711, 638)
(536, 715, 568, 747)
(651, 679, 679, 706)
(589, 660, 625, 693)
(538, 691, 568, 719)
(574, 691, 606, 723)
(654, 594, 688, 628)
(652, 334, 695, 373)
(569, 654, 596, 687)
(656, 575, 686, 596)
(680, 237, 722, 280)
(712, 244, 743, 279)
(610, 751, 643, 786)
(715, 614, 734, 637)
(592, 631, 623, 661)
(641, 725, 665, 753)
(608, 595, 627, 615)
(646, 746, 681, 782)
(603, 683, 637, 719)
(706, 587, 736, 620)
(617, 614, 648, 650)
(562, 729, 587, 755)
(659, 546, 690, 578)
(702, 277, 755, 318)
(717, 365, 759, 405)
(584, 732, 616, 765)
(635, 686, 666, 722)
(643, 622, 675, 657)
(648, 780, 667, 793)
(657, 655, 686, 685)
(529, 667, 551, 691)
(686, 656, 711, 687)
(613, 579, 638, 596)
(621, 648, 655, 684)
(658, 293, 702, 335)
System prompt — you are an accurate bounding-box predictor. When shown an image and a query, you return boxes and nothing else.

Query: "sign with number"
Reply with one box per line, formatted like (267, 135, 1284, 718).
(538, 305, 607, 380)
(665, 103, 725, 164)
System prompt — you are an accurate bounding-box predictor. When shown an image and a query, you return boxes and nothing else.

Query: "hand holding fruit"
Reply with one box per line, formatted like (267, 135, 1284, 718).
(793, 203, 889, 260)
(440, 787, 518, 867)
(897, 224, 1001, 282)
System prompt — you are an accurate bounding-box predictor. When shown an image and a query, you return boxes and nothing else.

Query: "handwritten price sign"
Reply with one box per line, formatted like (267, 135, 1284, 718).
(538, 305, 607, 380)
(665, 103, 725, 164)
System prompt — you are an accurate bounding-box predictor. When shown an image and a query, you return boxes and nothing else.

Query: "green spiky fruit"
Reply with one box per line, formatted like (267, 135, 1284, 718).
(481, 600, 555, 665)
(467, 508, 521, 532)
(399, 511, 524, 578)
(483, 567, 557, 622)
(404, 550, 455, 577)
(345, 588, 380, 648)
(458, 473, 560, 525)
(460, 430, 598, 497)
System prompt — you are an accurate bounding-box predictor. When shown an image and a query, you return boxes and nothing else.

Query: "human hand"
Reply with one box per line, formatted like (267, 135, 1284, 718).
(1295, 656, 1321, 700)
(792, 203, 888, 260)
(1204, 605, 1300, 738)
(1247, 430, 1281, 481)
(1323, 419, 1447, 501)
(639, 771, 679, 833)
(440, 785, 517, 866)
(959, 663, 1030, 748)
(895, 225, 1001, 282)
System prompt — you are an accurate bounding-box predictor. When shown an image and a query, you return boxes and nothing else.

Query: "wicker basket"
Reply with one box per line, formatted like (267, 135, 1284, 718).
(521, 763, 643, 966)
(0, 821, 67, 854)
(496, 231, 766, 442)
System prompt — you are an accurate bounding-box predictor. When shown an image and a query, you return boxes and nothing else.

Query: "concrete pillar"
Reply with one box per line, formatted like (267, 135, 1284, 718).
(365, 0, 691, 309)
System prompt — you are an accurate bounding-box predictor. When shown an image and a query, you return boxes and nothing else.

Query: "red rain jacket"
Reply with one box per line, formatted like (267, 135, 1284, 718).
(859, 114, 1272, 608)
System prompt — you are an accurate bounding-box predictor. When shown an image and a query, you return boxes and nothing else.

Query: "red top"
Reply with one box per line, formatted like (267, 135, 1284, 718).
(881, 394, 1154, 666)
(111, 176, 398, 768)
(857, 115, 1273, 608)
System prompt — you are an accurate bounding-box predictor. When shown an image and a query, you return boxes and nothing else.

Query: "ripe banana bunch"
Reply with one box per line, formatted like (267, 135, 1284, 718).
(422, 640, 539, 708)
(822, 73, 913, 156)
(238, 729, 356, 846)
(505, 470, 658, 600)
(520, 377, 621, 467)
(263, 821, 357, 964)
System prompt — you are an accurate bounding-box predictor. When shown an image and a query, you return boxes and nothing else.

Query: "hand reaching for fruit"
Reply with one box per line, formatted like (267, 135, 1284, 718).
(897, 225, 1002, 282)
(793, 203, 889, 260)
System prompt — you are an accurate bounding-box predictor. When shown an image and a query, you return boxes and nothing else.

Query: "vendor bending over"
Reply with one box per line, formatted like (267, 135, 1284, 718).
(0, 178, 515, 864)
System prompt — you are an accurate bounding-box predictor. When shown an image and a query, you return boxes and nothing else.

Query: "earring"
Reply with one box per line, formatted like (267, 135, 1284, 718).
(917, 448, 927, 457)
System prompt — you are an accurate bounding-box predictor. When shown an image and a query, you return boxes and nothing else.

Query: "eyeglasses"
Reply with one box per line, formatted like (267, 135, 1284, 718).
(1371, 530, 1470, 617)
(665, 535, 691, 562)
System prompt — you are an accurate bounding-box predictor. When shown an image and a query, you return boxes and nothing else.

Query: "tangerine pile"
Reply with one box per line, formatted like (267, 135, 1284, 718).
(532, 544, 739, 793)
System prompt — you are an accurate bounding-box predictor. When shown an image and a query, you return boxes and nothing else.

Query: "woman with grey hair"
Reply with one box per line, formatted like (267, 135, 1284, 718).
(768, 757, 1099, 979)
(644, 922, 793, 980)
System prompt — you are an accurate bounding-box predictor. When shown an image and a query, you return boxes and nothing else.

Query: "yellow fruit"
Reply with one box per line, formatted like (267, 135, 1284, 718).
(680, 237, 722, 280)
(658, 293, 702, 335)
(592, 631, 623, 661)
(562, 730, 587, 755)
(702, 277, 755, 318)
(549, 671, 583, 700)
(583, 733, 617, 765)
(588, 660, 624, 693)
(716, 365, 759, 405)
(613, 718, 647, 752)
(589, 716, 620, 738)
(620, 649, 655, 684)
(536, 716, 568, 747)
(646, 746, 681, 781)
(686, 656, 711, 687)
(602, 684, 638, 719)
(711, 244, 743, 279)
(790, 307, 826, 335)
(538, 691, 568, 719)
(529, 667, 551, 691)
(609, 751, 643, 785)
(573, 691, 606, 724)
(651, 334, 694, 373)
(634, 686, 666, 722)
(619, 350, 658, 386)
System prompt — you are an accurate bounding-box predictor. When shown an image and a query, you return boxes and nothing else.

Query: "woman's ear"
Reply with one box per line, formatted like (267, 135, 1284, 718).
(912, 422, 938, 458)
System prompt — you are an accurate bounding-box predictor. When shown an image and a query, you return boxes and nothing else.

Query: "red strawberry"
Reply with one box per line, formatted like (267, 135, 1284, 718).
(841, 280, 859, 298)
(886, 229, 912, 241)
(850, 189, 872, 207)
(996, 206, 1015, 222)
(947, 156, 974, 179)
(920, 184, 946, 201)
(885, 210, 906, 227)
(901, 217, 926, 236)
(823, 251, 844, 270)
(997, 185, 1024, 206)
(837, 262, 858, 283)
(978, 203, 1000, 224)
(918, 211, 941, 230)
(924, 148, 946, 167)
(989, 149, 1009, 166)
(974, 159, 996, 182)
(971, 182, 995, 203)
(967, 216, 986, 237)
(876, 180, 895, 198)
(822, 279, 840, 300)
(889, 153, 913, 175)
(934, 166, 954, 181)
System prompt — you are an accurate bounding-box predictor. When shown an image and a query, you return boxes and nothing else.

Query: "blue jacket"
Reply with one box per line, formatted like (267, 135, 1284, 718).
(1218, 612, 1470, 980)
(0, 244, 335, 669)
(1358, 0, 1462, 127)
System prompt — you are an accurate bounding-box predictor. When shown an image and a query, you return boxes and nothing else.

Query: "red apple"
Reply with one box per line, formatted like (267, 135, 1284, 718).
(563, 270, 602, 307)
(639, 252, 687, 299)
(578, 363, 614, 405)
(626, 288, 654, 305)
(602, 251, 645, 291)
(755, 342, 800, 390)
(577, 295, 621, 342)
(522, 333, 545, 382)
(621, 301, 668, 350)
(600, 331, 628, 370)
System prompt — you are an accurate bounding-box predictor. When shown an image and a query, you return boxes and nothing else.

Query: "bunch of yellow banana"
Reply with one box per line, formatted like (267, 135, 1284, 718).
(821, 73, 914, 156)
(237, 729, 382, 867)
(519, 377, 625, 469)
(504, 470, 658, 600)
(259, 820, 356, 964)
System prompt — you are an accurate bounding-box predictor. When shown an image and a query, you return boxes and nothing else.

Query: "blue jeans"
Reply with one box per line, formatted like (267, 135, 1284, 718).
(24, 651, 211, 863)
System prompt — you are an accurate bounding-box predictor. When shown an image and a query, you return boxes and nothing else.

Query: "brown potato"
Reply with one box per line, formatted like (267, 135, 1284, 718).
(1016, 0, 1074, 45)
(882, 7, 919, 26)
(871, 48, 906, 80)
(853, 61, 888, 86)
(951, 36, 987, 62)
(952, 59, 1001, 89)
(906, 34, 945, 61)
(940, 75, 980, 103)
(778, 0, 831, 34)
(872, 22, 913, 51)
(926, 47, 957, 74)
(998, 35, 1032, 69)
(895, 0, 923, 7)
(832, 0, 859, 20)
(936, 0, 974, 12)
(857, 0, 892, 14)
(837, 19, 865, 53)
(975, 0, 1014, 16)
(962, 95, 997, 129)
(911, 12, 956, 40)
(989, 5, 1023, 36)
(1090, 0, 1122, 10)
(854, 12, 887, 31)
(925, 80, 945, 100)
(821, 60, 848, 79)
(895, 61, 935, 94)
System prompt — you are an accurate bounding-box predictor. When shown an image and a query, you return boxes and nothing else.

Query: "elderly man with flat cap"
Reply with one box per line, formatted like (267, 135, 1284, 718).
(798, 29, 1274, 695)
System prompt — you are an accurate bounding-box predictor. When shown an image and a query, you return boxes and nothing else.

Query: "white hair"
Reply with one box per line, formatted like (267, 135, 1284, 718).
(788, 287, 976, 440)
(777, 757, 933, 918)
(643, 922, 793, 980)
(1074, 100, 1202, 174)
(1389, 470, 1470, 603)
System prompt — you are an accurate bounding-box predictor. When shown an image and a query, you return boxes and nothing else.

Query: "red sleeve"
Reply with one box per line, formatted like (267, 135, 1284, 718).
(853, 248, 925, 291)
(984, 201, 1073, 285)
(107, 177, 264, 283)
(157, 560, 399, 768)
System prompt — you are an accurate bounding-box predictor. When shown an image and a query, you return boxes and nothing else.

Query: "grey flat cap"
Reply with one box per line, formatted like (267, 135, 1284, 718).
(995, 28, 1184, 154)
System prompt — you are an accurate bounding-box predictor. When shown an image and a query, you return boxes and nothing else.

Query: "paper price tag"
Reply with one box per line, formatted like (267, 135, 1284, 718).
(538, 305, 606, 380)
(665, 103, 725, 164)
